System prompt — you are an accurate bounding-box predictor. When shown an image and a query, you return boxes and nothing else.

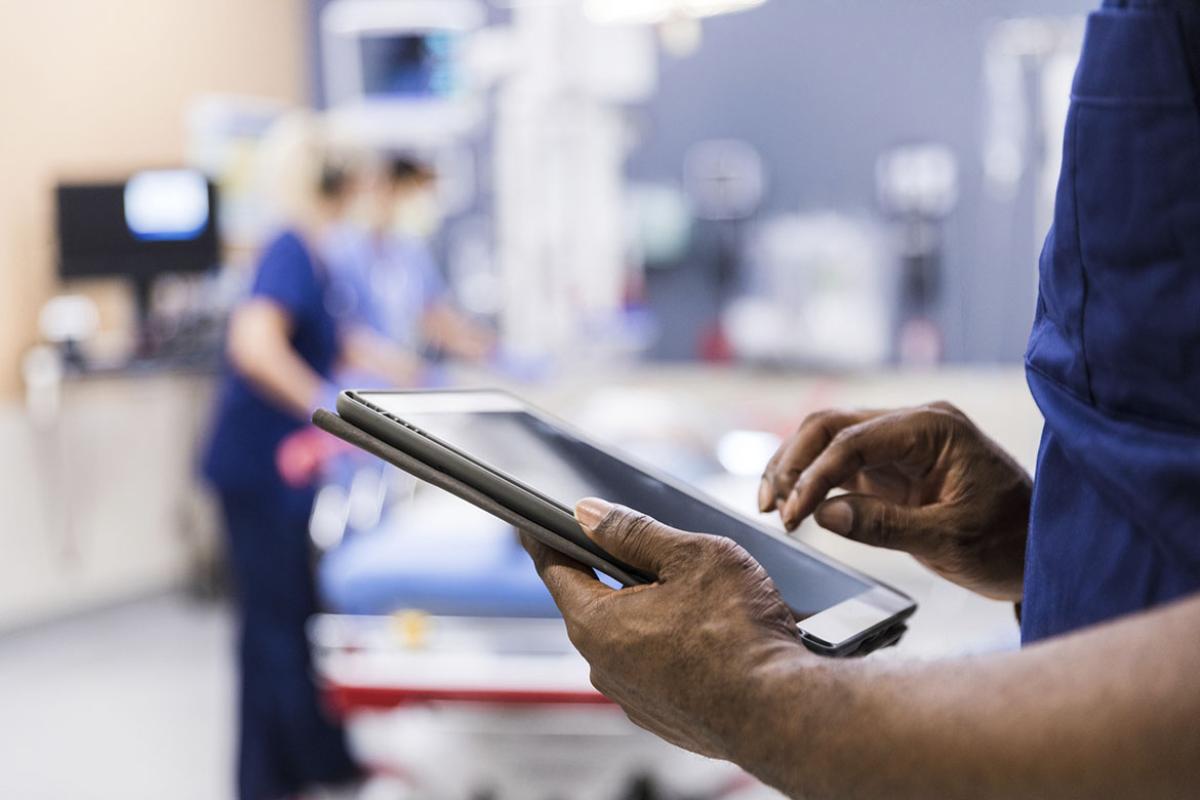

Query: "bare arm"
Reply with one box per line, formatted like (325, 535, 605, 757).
(524, 500, 1200, 800)
(227, 299, 325, 419)
(421, 302, 496, 362)
(744, 593, 1200, 799)
(339, 325, 423, 386)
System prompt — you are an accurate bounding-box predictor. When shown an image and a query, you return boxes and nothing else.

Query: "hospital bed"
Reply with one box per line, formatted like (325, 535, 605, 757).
(312, 478, 777, 800)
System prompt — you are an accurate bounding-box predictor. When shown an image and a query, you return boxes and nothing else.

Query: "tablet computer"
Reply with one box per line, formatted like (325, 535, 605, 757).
(328, 389, 916, 657)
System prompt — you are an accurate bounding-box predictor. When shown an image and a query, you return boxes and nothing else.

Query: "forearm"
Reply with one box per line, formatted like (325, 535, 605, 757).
(421, 303, 494, 361)
(234, 341, 323, 419)
(420, 304, 463, 351)
(228, 305, 325, 419)
(737, 595, 1200, 799)
(341, 326, 421, 385)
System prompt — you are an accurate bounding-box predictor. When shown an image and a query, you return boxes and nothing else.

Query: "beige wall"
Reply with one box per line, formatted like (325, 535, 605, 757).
(0, 0, 306, 398)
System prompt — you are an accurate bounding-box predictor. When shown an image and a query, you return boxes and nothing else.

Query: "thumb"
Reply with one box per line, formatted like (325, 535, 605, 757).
(575, 498, 688, 576)
(813, 494, 942, 556)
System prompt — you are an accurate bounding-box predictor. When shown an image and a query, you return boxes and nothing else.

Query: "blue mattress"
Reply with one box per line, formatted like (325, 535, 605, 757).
(318, 514, 561, 619)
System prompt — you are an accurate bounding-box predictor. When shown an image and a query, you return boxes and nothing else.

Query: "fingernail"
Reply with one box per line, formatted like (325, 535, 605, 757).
(782, 491, 802, 529)
(575, 497, 614, 529)
(758, 478, 774, 512)
(815, 500, 854, 536)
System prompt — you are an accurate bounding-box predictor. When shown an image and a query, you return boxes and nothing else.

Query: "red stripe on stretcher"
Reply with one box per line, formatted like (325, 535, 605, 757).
(323, 682, 614, 716)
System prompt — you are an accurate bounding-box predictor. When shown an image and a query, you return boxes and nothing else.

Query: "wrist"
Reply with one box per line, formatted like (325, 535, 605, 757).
(738, 650, 881, 799)
(719, 640, 836, 784)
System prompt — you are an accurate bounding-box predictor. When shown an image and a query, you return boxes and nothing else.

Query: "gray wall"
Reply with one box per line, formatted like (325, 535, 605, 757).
(307, 0, 1099, 361)
(627, 0, 1096, 362)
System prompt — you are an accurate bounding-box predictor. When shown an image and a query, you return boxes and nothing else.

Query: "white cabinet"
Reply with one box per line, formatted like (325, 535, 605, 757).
(0, 374, 218, 629)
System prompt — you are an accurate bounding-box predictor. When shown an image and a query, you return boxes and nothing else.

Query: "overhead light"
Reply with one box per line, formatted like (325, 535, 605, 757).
(716, 430, 782, 477)
(584, 0, 767, 26)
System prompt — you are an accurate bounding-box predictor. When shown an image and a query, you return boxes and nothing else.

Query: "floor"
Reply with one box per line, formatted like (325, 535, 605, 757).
(0, 594, 236, 800)
(0, 595, 779, 800)
(0, 559, 1019, 800)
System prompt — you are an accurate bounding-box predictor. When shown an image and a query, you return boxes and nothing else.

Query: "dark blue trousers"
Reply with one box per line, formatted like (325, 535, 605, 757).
(218, 487, 359, 800)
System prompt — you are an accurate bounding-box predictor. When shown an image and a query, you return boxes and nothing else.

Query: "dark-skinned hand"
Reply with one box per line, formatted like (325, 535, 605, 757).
(521, 498, 808, 761)
(759, 402, 1032, 601)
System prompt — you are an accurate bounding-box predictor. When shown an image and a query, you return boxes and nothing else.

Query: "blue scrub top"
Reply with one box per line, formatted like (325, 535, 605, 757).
(1023, 0, 1200, 641)
(203, 230, 341, 493)
(323, 225, 447, 350)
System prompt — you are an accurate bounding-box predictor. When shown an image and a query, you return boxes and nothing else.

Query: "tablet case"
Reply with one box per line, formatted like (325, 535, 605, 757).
(314, 408, 907, 657)
(312, 409, 644, 586)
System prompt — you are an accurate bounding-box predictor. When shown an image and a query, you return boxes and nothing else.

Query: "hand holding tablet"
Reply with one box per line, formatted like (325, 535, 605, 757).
(317, 389, 916, 657)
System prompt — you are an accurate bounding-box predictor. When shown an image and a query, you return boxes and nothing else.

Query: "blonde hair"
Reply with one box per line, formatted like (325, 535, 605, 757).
(253, 111, 355, 230)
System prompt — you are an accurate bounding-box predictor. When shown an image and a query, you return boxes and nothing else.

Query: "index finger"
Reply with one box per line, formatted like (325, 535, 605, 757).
(520, 532, 613, 619)
(781, 410, 937, 529)
(760, 409, 882, 512)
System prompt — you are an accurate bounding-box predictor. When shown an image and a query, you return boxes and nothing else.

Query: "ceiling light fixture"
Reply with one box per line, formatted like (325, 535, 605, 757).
(583, 0, 767, 26)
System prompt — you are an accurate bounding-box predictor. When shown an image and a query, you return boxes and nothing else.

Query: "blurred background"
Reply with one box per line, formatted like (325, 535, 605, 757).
(0, 1, 1092, 798)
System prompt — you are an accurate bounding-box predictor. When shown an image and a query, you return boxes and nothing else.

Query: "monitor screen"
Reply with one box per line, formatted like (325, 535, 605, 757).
(359, 32, 460, 99)
(56, 170, 219, 281)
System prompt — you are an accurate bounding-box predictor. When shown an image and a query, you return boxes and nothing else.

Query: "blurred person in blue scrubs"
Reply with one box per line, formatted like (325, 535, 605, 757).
(324, 156, 495, 363)
(201, 115, 420, 800)
(521, 2, 1200, 797)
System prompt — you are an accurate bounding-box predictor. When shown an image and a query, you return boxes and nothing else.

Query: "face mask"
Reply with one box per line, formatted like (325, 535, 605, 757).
(392, 189, 442, 239)
(344, 190, 380, 230)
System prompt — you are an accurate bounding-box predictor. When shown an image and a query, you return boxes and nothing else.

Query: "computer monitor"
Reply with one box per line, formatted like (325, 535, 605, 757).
(55, 169, 220, 322)
(359, 31, 461, 100)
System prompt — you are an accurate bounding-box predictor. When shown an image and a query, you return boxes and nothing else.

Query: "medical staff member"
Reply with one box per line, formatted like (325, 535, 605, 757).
(325, 156, 494, 362)
(202, 116, 417, 800)
(523, 2, 1200, 796)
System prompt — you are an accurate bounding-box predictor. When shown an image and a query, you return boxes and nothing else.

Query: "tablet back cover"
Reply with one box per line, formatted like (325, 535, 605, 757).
(312, 409, 641, 585)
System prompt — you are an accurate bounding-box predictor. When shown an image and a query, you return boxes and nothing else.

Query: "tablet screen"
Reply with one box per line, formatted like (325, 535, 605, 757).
(363, 394, 872, 618)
